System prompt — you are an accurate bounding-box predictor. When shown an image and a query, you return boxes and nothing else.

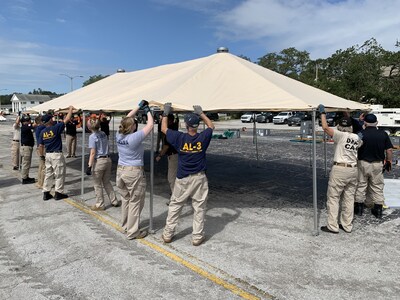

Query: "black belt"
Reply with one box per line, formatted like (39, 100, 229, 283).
(47, 150, 62, 153)
(21, 144, 33, 147)
(13, 140, 19, 142)
(98, 155, 110, 159)
(333, 162, 356, 168)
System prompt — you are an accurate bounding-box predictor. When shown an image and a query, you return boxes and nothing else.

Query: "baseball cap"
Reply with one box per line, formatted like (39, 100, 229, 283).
(364, 113, 377, 123)
(41, 114, 53, 123)
(21, 115, 31, 122)
(338, 117, 352, 127)
(184, 113, 200, 128)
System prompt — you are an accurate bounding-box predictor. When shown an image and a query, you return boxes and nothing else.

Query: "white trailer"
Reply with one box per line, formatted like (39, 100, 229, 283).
(369, 105, 400, 135)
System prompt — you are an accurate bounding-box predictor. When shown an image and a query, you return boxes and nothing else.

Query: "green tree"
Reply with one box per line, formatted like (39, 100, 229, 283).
(257, 47, 311, 80)
(82, 75, 109, 87)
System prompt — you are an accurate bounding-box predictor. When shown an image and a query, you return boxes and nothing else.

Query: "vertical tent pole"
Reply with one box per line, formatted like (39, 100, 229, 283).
(312, 110, 319, 235)
(149, 111, 155, 233)
(253, 116, 259, 164)
(112, 113, 115, 154)
(324, 132, 328, 177)
(81, 112, 86, 199)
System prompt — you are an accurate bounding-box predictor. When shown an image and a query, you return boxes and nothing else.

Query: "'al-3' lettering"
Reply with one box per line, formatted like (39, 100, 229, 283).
(43, 130, 54, 140)
(182, 142, 202, 152)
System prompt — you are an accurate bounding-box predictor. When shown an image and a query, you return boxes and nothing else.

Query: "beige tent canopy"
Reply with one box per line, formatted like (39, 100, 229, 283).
(32, 52, 368, 113)
(32, 51, 368, 236)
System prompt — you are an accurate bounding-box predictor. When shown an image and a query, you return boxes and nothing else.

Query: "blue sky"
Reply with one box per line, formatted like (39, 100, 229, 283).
(0, 0, 399, 94)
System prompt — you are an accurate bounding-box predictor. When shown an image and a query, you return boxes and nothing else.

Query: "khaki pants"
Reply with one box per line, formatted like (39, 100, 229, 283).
(167, 154, 178, 193)
(66, 134, 77, 156)
(116, 166, 146, 239)
(326, 165, 357, 232)
(163, 172, 208, 242)
(11, 141, 20, 168)
(43, 152, 66, 193)
(36, 148, 46, 188)
(20, 145, 33, 179)
(356, 160, 385, 205)
(92, 157, 118, 208)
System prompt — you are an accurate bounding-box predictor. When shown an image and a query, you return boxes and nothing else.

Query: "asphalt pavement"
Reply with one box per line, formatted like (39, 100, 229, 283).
(0, 117, 399, 300)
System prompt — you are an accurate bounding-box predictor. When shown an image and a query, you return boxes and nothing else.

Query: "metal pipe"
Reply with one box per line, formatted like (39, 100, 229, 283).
(312, 110, 319, 236)
(149, 113, 155, 233)
(81, 112, 86, 200)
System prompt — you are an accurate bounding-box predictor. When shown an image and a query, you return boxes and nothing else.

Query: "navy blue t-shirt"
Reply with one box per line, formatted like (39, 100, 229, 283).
(166, 127, 213, 179)
(35, 124, 46, 147)
(38, 122, 65, 152)
(21, 123, 35, 147)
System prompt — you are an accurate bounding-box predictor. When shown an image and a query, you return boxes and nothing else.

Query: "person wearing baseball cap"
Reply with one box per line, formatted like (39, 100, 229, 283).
(354, 113, 393, 218)
(161, 103, 214, 246)
(38, 106, 74, 201)
(318, 105, 363, 234)
(20, 114, 36, 184)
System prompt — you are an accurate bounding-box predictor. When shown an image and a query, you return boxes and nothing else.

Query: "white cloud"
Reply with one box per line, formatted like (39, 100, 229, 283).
(0, 38, 83, 92)
(212, 0, 400, 58)
(56, 18, 66, 23)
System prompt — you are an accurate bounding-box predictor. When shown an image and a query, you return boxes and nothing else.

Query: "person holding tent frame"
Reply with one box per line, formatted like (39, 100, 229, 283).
(318, 104, 362, 234)
(161, 103, 214, 246)
(115, 100, 153, 240)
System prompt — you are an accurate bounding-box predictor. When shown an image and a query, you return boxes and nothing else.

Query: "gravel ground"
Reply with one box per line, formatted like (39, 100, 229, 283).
(1, 116, 400, 300)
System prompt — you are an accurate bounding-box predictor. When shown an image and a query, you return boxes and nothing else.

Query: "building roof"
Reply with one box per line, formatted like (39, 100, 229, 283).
(12, 94, 52, 102)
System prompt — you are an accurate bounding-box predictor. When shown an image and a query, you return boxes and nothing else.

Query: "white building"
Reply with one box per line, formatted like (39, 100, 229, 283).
(11, 94, 53, 113)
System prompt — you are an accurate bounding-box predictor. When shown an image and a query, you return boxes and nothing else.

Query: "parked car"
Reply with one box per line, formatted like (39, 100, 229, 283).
(273, 111, 294, 124)
(256, 112, 274, 123)
(287, 112, 311, 126)
(318, 111, 345, 127)
(241, 112, 261, 123)
(205, 112, 219, 121)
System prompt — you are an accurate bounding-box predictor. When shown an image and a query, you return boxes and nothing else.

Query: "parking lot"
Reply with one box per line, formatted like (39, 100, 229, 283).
(1, 117, 399, 299)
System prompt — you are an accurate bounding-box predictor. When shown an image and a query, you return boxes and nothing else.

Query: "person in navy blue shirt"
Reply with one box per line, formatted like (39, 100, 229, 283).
(161, 103, 214, 246)
(34, 115, 46, 188)
(20, 114, 36, 184)
(38, 106, 74, 201)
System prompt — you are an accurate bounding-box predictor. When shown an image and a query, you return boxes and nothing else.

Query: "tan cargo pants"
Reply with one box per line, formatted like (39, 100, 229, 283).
(355, 160, 385, 205)
(36, 148, 46, 188)
(116, 166, 146, 239)
(11, 140, 20, 168)
(163, 172, 209, 243)
(92, 157, 118, 208)
(66, 134, 77, 157)
(43, 152, 66, 193)
(167, 153, 178, 193)
(326, 165, 358, 232)
(20, 145, 33, 179)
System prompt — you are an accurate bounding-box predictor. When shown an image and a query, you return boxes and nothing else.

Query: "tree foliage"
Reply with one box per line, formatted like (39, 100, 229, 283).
(82, 75, 109, 87)
(257, 38, 400, 107)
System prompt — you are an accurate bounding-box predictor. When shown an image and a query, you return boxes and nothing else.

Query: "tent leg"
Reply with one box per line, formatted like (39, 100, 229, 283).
(112, 113, 115, 154)
(149, 114, 155, 234)
(253, 117, 259, 165)
(324, 132, 328, 177)
(312, 110, 319, 236)
(80, 112, 86, 201)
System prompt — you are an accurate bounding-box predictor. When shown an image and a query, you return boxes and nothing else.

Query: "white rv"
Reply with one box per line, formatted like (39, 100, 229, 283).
(370, 105, 400, 135)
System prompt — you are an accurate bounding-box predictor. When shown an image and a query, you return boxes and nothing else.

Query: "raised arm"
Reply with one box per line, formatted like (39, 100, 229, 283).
(193, 105, 215, 130)
(161, 103, 172, 135)
(63, 106, 74, 124)
(318, 104, 334, 137)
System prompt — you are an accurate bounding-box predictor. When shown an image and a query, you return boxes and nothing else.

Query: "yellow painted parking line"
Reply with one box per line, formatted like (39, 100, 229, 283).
(64, 198, 270, 300)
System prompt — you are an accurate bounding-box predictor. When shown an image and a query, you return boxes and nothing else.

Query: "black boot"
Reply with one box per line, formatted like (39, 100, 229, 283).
(43, 192, 53, 201)
(22, 177, 36, 184)
(371, 204, 383, 218)
(354, 202, 364, 216)
(54, 192, 68, 200)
